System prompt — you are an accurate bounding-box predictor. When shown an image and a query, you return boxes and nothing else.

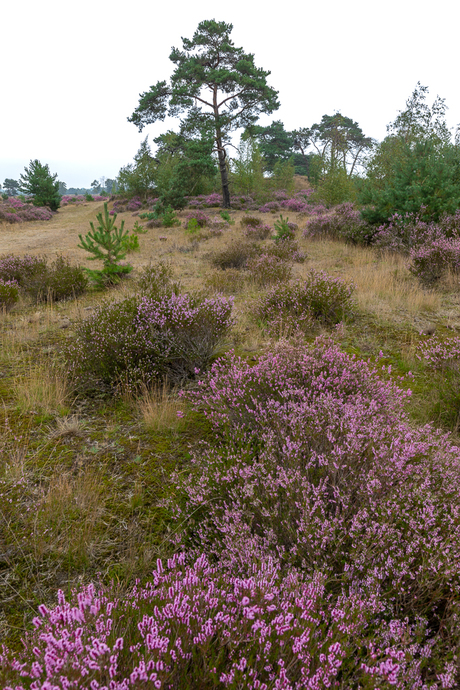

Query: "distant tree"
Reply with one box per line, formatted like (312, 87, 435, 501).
(248, 120, 294, 172)
(128, 19, 280, 208)
(117, 137, 157, 198)
(307, 113, 374, 177)
(58, 180, 67, 195)
(91, 180, 101, 194)
(3, 178, 20, 196)
(19, 161, 61, 211)
(105, 179, 116, 194)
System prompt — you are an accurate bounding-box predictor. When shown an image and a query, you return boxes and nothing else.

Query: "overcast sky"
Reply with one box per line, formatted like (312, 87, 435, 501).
(1, 0, 459, 189)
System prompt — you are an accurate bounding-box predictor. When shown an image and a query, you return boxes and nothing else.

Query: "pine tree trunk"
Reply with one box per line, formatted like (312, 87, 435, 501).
(217, 141, 231, 208)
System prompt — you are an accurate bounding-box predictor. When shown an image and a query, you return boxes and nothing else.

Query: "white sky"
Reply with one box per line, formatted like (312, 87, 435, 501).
(1, 0, 459, 189)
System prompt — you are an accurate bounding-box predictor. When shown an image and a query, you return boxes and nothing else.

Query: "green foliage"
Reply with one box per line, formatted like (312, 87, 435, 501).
(117, 137, 157, 198)
(85, 193, 94, 202)
(231, 136, 266, 198)
(185, 218, 200, 234)
(120, 233, 140, 253)
(219, 211, 233, 223)
(273, 214, 296, 242)
(128, 19, 280, 208)
(132, 221, 147, 234)
(19, 160, 61, 211)
(314, 165, 358, 206)
(271, 157, 295, 194)
(361, 83, 460, 225)
(78, 203, 133, 286)
(3, 179, 19, 196)
(162, 207, 180, 227)
(248, 120, 295, 172)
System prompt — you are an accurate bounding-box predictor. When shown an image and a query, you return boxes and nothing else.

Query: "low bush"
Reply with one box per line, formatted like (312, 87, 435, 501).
(0, 278, 19, 311)
(22, 256, 88, 302)
(0, 197, 54, 223)
(409, 237, 460, 285)
(265, 238, 306, 263)
(204, 268, 246, 294)
(246, 253, 292, 286)
(210, 242, 258, 270)
(254, 271, 354, 331)
(0, 254, 87, 303)
(273, 214, 298, 242)
(137, 261, 181, 299)
(184, 210, 210, 228)
(66, 291, 234, 391)
(304, 202, 372, 245)
(240, 216, 271, 240)
(172, 338, 460, 681)
(1, 551, 440, 689)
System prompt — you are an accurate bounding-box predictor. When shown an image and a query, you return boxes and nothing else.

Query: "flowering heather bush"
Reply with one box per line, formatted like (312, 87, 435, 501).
(0, 254, 46, 285)
(416, 334, 460, 370)
(0, 197, 54, 223)
(254, 271, 354, 330)
(0, 278, 19, 311)
(243, 223, 271, 240)
(2, 551, 441, 689)
(246, 253, 292, 287)
(66, 292, 233, 391)
(61, 194, 86, 206)
(304, 203, 372, 245)
(184, 210, 210, 228)
(174, 338, 460, 680)
(265, 238, 306, 264)
(374, 212, 444, 254)
(126, 196, 143, 212)
(409, 237, 460, 284)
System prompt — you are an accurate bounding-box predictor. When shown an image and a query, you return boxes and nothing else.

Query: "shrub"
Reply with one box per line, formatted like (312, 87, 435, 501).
(0, 254, 46, 284)
(85, 193, 94, 202)
(22, 256, 88, 302)
(304, 202, 372, 245)
(1, 552, 438, 689)
(126, 196, 143, 212)
(0, 278, 19, 311)
(210, 242, 258, 270)
(246, 253, 292, 286)
(184, 210, 210, 228)
(273, 214, 297, 242)
(173, 338, 460, 676)
(120, 233, 140, 253)
(409, 237, 460, 284)
(0, 197, 54, 223)
(254, 271, 354, 331)
(265, 238, 306, 263)
(66, 292, 234, 391)
(137, 261, 181, 299)
(240, 215, 271, 240)
(78, 203, 133, 287)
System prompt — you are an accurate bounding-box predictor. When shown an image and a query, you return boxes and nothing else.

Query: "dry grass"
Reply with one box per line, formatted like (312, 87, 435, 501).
(12, 361, 72, 415)
(138, 382, 186, 434)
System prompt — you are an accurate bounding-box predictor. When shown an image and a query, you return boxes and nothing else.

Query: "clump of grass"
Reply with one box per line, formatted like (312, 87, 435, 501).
(138, 383, 186, 434)
(210, 242, 258, 270)
(204, 268, 246, 294)
(12, 362, 72, 416)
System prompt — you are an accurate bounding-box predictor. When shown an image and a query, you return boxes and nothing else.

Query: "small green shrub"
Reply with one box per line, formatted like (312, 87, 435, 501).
(185, 218, 200, 234)
(78, 203, 133, 287)
(273, 214, 297, 242)
(120, 233, 140, 253)
(219, 210, 234, 224)
(85, 193, 94, 202)
(0, 279, 19, 311)
(162, 207, 180, 228)
(132, 220, 148, 234)
(210, 242, 258, 270)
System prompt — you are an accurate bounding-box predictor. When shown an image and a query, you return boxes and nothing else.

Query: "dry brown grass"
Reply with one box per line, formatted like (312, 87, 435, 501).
(12, 361, 72, 415)
(138, 382, 186, 434)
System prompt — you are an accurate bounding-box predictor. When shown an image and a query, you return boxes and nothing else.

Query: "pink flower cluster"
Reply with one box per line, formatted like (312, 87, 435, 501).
(0, 197, 54, 223)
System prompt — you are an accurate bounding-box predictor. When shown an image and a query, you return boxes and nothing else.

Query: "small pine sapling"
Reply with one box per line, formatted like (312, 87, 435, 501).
(78, 203, 133, 286)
